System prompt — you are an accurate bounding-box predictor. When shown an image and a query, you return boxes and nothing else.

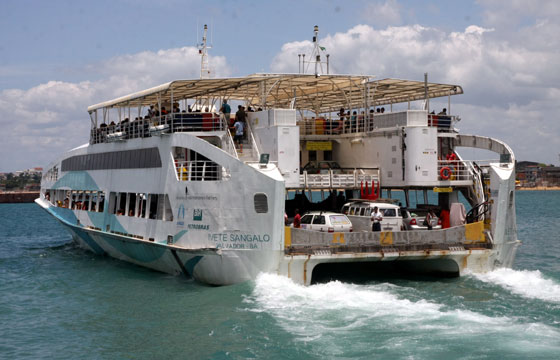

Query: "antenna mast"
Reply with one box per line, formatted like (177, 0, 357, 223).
(197, 24, 212, 79)
(299, 25, 330, 75)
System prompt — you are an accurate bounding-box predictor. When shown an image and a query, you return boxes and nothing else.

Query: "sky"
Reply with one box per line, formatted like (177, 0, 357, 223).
(0, 0, 559, 171)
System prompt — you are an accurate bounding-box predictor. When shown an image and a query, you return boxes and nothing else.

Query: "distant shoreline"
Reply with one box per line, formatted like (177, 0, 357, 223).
(0, 191, 39, 203)
(517, 186, 560, 191)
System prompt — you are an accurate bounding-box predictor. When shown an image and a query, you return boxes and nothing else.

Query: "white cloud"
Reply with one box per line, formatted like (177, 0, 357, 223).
(0, 47, 231, 171)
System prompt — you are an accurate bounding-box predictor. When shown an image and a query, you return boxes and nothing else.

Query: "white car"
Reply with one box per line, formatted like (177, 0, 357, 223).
(299, 211, 353, 232)
(341, 200, 404, 232)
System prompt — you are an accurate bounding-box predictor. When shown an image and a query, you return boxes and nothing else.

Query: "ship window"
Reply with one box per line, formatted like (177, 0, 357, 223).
(128, 193, 137, 216)
(149, 194, 158, 219)
(360, 208, 366, 216)
(109, 192, 117, 214)
(61, 147, 162, 171)
(254, 193, 268, 213)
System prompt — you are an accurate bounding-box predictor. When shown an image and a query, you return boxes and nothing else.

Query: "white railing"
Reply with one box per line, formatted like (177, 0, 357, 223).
(222, 116, 239, 159)
(297, 111, 459, 136)
(175, 160, 229, 182)
(91, 113, 226, 144)
(437, 160, 473, 181)
(298, 169, 379, 189)
(245, 118, 261, 160)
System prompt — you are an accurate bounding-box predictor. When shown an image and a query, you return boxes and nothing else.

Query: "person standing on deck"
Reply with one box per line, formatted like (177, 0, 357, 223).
(293, 209, 301, 228)
(220, 100, 231, 125)
(371, 206, 383, 232)
(232, 118, 244, 153)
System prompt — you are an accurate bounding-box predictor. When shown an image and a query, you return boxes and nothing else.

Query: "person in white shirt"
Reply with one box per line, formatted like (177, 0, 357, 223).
(371, 206, 383, 232)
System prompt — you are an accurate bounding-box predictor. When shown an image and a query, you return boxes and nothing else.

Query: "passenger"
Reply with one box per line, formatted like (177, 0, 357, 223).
(438, 108, 447, 115)
(161, 106, 168, 115)
(204, 107, 209, 113)
(235, 105, 246, 128)
(424, 210, 436, 230)
(371, 206, 383, 232)
(376, 108, 381, 113)
(351, 111, 357, 132)
(381, 107, 385, 113)
(293, 209, 301, 228)
(232, 117, 244, 152)
(147, 105, 155, 118)
(440, 208, 450, 229)
(129, 209, 134, 216)
(220, 100, 231, 123)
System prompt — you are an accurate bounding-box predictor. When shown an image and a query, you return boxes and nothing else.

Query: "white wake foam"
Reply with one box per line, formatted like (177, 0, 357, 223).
(246, 273, 560, 356)
(472, 268, 560, 303)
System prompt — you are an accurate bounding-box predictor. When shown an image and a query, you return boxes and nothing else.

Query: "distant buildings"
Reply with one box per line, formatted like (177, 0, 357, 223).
(517, 161, 560, 187)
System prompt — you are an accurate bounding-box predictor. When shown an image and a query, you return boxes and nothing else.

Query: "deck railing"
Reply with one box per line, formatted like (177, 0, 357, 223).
(174, 160, 229, 182)
(298, 111, 458, 136)
(298, 169, 379, 189)
(437, 160, 473, 181)
(91, 113, 226, 144)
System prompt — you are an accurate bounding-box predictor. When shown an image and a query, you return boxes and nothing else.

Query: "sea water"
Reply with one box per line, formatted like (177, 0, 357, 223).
(0, 191, 559, 359)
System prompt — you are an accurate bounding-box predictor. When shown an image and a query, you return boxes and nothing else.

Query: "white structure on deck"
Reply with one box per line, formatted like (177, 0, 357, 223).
(37, 73, 519, 285)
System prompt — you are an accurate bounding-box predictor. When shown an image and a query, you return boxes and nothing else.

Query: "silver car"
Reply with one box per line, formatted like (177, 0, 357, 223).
(402, 208, 442, 230)
(299, 211, 353, 232)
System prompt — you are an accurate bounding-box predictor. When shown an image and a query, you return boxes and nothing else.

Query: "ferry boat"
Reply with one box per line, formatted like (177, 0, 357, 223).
(36, 71, 520, 285)
(36, 29, 519, 285)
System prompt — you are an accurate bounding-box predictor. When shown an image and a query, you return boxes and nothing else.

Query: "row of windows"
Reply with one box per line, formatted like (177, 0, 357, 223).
(46, 189, 105, 212)
(61, 148, 161, 172)
(109, 192, 173, 221)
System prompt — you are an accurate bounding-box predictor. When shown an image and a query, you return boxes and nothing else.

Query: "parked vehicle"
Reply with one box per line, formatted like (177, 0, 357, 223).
(298, 211, 353, 232)
(341, 200, 403, 232)
(402, 208, 442, 230)
(301, 161, 342, 174)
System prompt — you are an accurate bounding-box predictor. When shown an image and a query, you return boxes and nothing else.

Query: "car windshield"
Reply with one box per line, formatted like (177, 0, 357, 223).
(329, 215, 351, 225)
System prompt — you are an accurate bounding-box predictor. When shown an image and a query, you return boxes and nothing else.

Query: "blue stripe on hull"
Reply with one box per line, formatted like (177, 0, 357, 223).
(72, 227, 106, 255)
(101, 235, 167, 263)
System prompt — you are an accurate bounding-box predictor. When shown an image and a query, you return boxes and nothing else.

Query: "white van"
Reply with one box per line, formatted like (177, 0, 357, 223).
(341, 200, 403, 232)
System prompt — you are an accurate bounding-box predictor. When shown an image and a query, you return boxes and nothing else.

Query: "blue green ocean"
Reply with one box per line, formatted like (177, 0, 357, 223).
(1, 191, 559, 359)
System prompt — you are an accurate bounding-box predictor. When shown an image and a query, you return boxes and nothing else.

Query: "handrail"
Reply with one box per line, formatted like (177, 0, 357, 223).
(222, 116, 239, 159)
(174, 160, 229, 182)
(245, 118, 261, 160)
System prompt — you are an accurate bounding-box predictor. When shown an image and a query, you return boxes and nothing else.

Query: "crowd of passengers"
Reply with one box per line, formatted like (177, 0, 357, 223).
(305, 107, 451, 135)
(91, 101, 264, 144)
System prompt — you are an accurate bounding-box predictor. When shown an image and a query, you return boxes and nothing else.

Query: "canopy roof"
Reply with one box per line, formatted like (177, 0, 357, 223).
(88, 73, 463, 114)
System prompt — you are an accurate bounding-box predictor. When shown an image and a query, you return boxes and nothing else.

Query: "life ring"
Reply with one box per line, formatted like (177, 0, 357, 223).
(440, 166, 453, 180)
